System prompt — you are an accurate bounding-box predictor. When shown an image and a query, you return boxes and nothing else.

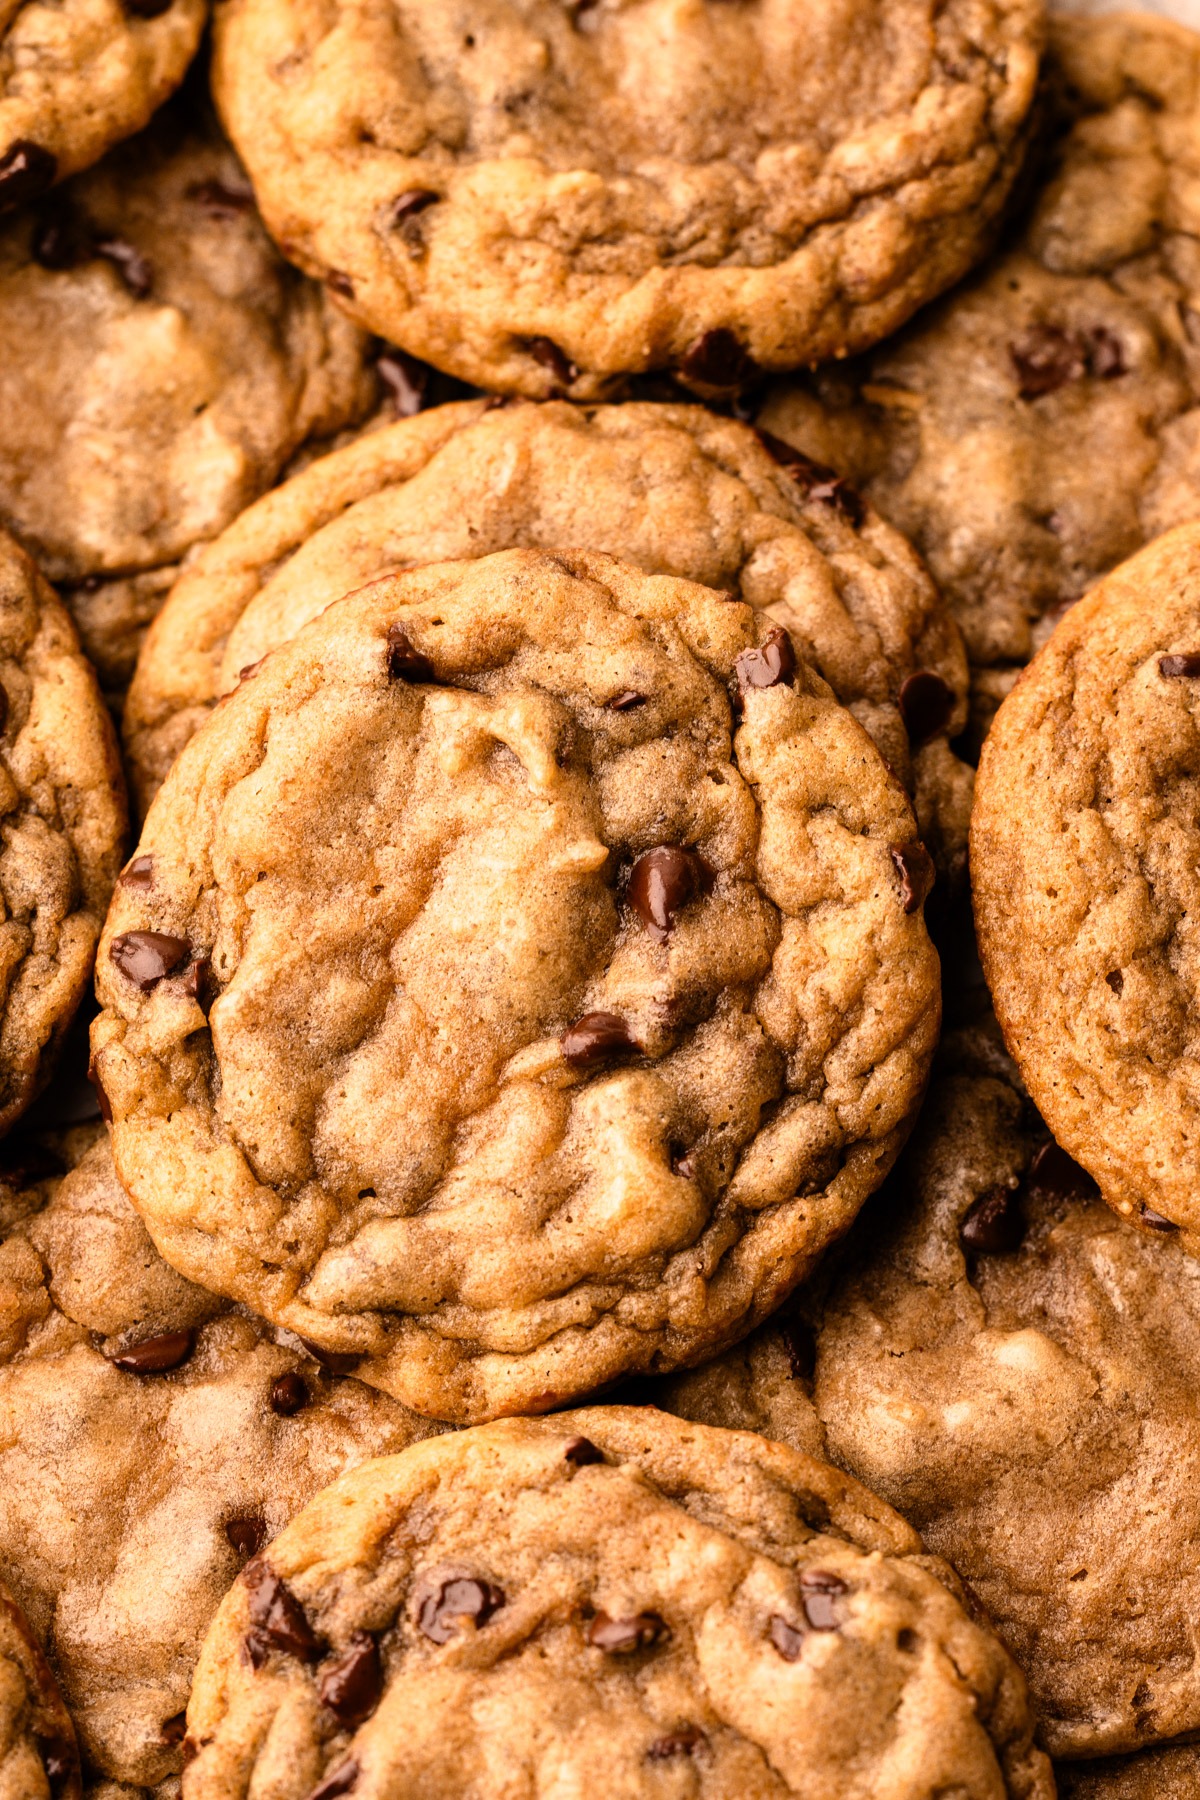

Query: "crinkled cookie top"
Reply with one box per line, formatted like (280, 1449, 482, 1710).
(95, 547, 940, 1422)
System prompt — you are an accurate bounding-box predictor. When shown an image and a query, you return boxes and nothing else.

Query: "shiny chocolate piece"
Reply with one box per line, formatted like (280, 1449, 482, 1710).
(1024, 1140, 1098, 1202)
(109, 930, 190, 990)
(757, 429, 865, 526)
(898, 669, 955, 746)
(587, 1611, 668, 1653)
(679, 328, 753, 389)
(627, 845, 708, 941)
(244, 1559, 322, 1662)
(1160, 653, 1200, 679)
(888, 841, 935, 914)
(800, 1569, 848, 1631)
(768, 1613, 804, 1661)
(319, 1634, 383, 1726)
(386, 624, 435, 683)
(377, 348, 430, 418)
(416, 1575, 506, 1644)
(647, 1727, 704, 1759)
(225, 1515, 267, 1559)
(560, 1011, 640, 1071)
(734, 626, 796, 696)
(0, 142, 57, 214)
(526, 335, 578, 388)
(960, 1184, 1025, 1255)
(606, 689, 646, 711)
(120, 854, 154, 890)
(1140, 1205, 1179, 1233)
(269, 1370, 309, 1416)
(109, 1330, 194, 1375)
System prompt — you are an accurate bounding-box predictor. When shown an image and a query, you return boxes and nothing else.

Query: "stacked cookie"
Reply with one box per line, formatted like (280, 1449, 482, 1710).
(2, 3, 1199, 1796)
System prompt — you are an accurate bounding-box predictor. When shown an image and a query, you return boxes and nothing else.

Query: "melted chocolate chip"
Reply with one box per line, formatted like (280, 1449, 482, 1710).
(1141, 1206, 1179, 1233)
(679, 328, 753, 388)
(297, 1337, 360, 1376)
(390, 188, 439, 227)
(1089, 327, 1127, 379)
(327, 270, 355, 300)
(319, 1633, 382, 1727)
(386, 623, 435, 683)
(87, 1057, 113, 1123)
(606, 689, 647, 711)
(109, 1330, 194, 1375)
(238, 658, 264, 683)
(1024, 1140, 1097, 1202)
(960, 1184, 1025, 1255)
(627, 846, 708, 941)
(800, 1570, 848, 1631)
(889, 841, 935, 914)
(560, 1011, 641, 1071)
(225, 1515, 266, 1559)
(757, 429, 864, 526)
(187, 178, 254, 217)
(588, 1611, 669, 1653)
(120, 854, 154, 890)
(377, 347, 430, 418)
(0, 142, 56, 213)
(161, 1711, 188, 1745)
(898, 669, 955, 746)
(563, 1435, 605, 1466)
(270, 1370, 309, 1415)
(109, 930, 190, 990)
(671, 1145, 698, 1179)
(1159, 653, 1200, 679)
(526, 335, 578, 388)
(307, 1758, 360, 1800)
(768, 1613, 804, 1660)
(647, 1727, 704, 1759)
(416, 1575, 505, 1644)
(1011, 325, 1088, 398)
(734, 626, 796, 696)
(244, 1559, 323, 1662)
(95, 237, 152, 297)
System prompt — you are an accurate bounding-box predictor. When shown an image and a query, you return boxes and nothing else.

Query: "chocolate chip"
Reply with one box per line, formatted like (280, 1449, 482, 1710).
(120, 854, 154, 890)
(757, 429, 864, 526)
(1140, 1205, 1179, 1233)
(109, 1330, 194, 1375)
(1089, 326, 1127, 379)
(270, 1370, 309, 1415)
(327, 270, 355, 300)
(87, 1057, 113, 1123)
(109, 930, 190, 990)
(898, 669, 955, 746)
(307, 1758, 360, 1800)
(1159, 653, 1200, 678)
(95, 237, 152, 298)
(1106, 969, 1124, 995)
(244, 1559, 323, 1662)
(1024, 1140, 1097, 1202)
(238, 658, 263, 683)
(588, 1611, 669, 1653)
(1011, 325, 1089, 399)
(679, 328, 754, 388)
(386, 623, 434, 683)
(560, 1011, 641, 1071)
(416, 1575, 505, 1643)
(526, 335, 578, 388)
(800, 1570, 848, 1631)
(319, 1633, 382, 1727)
(377, 347, 430, 418)
(563, 1435, 605, 1466)
(670, 1144, 698, 1179)
(389, 188, 439, 254)
(768, 1613, 804, 1660)
(627, 846, 709, 941)
(0, 142, 56, 213)
(889, 841, 935, 914)
(161, 1711, 188, 1745)
(297, 1336, 360, 1376)
(734, 626, 796, 696)
(187, 178, 254, 217)
(225, 1515, 266, 1559)
(606, 690, 646, 711)
(647, 1727, 704, 1759)
(960, 1184, 1025, 1255)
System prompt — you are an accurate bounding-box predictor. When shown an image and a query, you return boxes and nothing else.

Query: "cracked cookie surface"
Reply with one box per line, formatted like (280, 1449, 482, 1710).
(183, 1407, 1053, 1799)
(759, 11, 1200, 744)
(209, 0, 1042, 399)
(95, 547, 941, 1423)
(0, 1575, 79, 1800)
(124, 397, 971, 879)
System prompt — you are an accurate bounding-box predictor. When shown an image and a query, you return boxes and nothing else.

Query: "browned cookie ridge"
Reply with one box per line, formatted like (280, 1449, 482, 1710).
(181, 1410, 1053, 1799)
(209, 0, 1042, 398)
(95, 548, 941, 1422)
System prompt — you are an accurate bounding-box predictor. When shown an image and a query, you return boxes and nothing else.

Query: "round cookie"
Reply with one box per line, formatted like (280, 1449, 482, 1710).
(0, 0, 204, 201)
(209, 0, 1043, 401)
(0, 95, 378, 693)
(758, 10, 1200, 745)
(94, 547, 942, 1423)
(972, 520, 1200, 1246)
(1057, 1745, 1200, 1800)
(124, 398, 971, 879)
(183, 1408, 1053, 1799)
(0, 1130, 442, 1789)
(665, 1020, 1200, 1758)
(0, 532, 125, 1136)
(0, 1576, 80, 1800)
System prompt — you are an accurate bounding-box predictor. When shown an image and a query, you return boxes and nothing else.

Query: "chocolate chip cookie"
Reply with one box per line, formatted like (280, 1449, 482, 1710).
(0, 532, 125, 1136)
(0, 1576, 79, 1800)
(973, 520, 1200, 1246)
(94, 547, 941, 1423)
(209, 0, 1043, 400)
(124, 399, 972, 885)
(666, 1017, 1200, 1758)
(0, 0, 204, 204)
(0, 1130, 441, 1789)
(0, 94, 378, 693)
(1057, 1745, 1200, 1800)
(183, 1407, 1053, 1798)
(758, 10, 1200, 745)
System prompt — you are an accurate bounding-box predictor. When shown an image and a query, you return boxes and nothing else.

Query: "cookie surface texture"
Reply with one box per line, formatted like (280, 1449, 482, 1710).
(0, 1576, 80, 1800)
(210, 0, 1043, 397)
(183, 1408, 1053, 1799)
(95, 547, 941, 1422)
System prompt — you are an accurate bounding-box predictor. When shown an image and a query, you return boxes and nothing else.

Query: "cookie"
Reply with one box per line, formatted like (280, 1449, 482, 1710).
(94, 547, 941, 1423)
(972, 520, 1200, 1245)
(0, 532, 125, 1136)
(124, 399, 972, 884)
(0, 1128, 442, 1789)
(758, 10, 1200, 744)
(209, 0, 1043, 400)
(665, 1019, 1200, 1758)
(183, 1407, 1052, 1798)
(0, 94, 378, 694)
(1057, 1745, 1200, 1800)
(0, 0, 204, 201)
(0, 1576, 80, 1800)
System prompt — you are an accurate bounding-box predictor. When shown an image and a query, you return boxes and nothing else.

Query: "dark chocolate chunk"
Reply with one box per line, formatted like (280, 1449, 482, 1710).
(390, 188, 439, 227)
(560, 1011, 640, 1071)
(1159, 653, 1200, 679)
(109, 1330, 194, 1375)
(606, 689, 646, 711)
(1011, 325, 1089, 399)
(376, 347, 430, 418)
(270, 1370, 309, 1416)
(563, 1435, 605, 1466)
(95, 237, 152, 298)
(679, 328, 753, 388)
(307, 1759, 360, 1800)
(1141, 1205, 1179, 1233)
(416, 1575, 505, 1644)
(647, 1727, 704, 1759)
(627, 845, 708, 941)
(1024, 1140, 1098, 1202)
(87, 1057, 113, 1124)
(319, 1634, 382, 1727)
(238, 658, 264, 683)
(0, 142, 57, 213)
(1088, 326, 1127, 379)
(960, 1184, 1025, 1255)
(225, 1515, 266, 1559)
(120, 854, 154, 890)
(297, 1337, 360, 1376)
(757, 429, 864, 525)
(888, 841, 935, 915)
(109, 930, 190, 990)
(1106, 969, 1124, 995)
(588, 1611, 669, 1653)
(898, 669, 955, 746)
(327, 270, 355, 300)
(526, 335, 578, 388)
(244, 1559, 322, 1662)
(768, 1613, 804, 1661)
(386, 624, 435, 683)
(734, 626, 796, 696)
(800, 1569, 847, 1632)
